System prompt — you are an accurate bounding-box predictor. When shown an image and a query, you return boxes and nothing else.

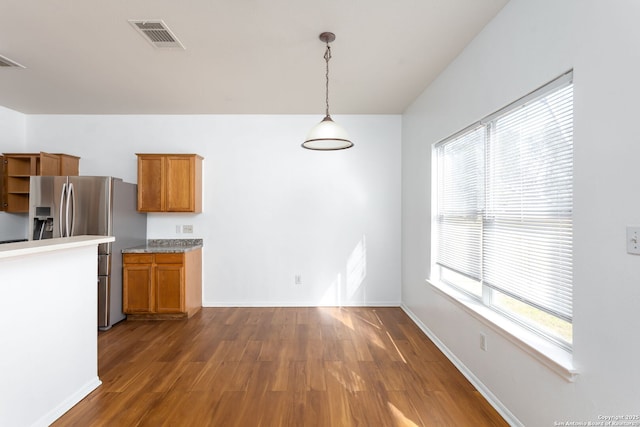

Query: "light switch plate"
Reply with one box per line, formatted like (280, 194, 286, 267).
(626, 226, 640, 254)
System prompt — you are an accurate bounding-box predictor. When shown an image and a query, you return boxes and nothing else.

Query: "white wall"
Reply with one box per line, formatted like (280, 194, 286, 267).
(0, 105, 28, 241)
(26, 114, 401, 306)
(0, 105, 25, 151)
(402, 0, 640, 425)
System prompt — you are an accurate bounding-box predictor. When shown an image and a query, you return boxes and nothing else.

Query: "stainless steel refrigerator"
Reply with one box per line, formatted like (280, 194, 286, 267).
(29, 176, 147, 330)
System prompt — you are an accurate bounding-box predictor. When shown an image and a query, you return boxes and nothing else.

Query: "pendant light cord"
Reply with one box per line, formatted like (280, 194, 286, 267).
(324, 43, 332, 117)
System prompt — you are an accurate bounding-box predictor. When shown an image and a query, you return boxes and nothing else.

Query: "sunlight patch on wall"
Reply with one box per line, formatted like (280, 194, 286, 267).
(320, 273, 342, 305)
(317, 235, 368, 306)
(347, 235, 367, 299)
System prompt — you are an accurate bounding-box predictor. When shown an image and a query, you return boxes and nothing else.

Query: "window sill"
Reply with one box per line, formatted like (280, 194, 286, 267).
(425, 278, 578, 382)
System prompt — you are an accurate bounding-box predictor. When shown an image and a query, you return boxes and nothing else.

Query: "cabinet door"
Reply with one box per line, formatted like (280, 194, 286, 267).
(137, 156, 165, 212)
(39, 152, 60, 176)
(155, 264, 184, 313)
(123, 264, 154, 313)
(165, 156, 193, 212)
(58, 154, 80, 176)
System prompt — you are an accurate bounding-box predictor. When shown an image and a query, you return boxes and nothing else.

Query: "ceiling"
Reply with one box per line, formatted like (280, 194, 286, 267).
(0, 0, 508, 115)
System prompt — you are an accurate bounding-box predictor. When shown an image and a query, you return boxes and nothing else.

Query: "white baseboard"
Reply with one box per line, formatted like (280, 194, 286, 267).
(202, 301, 401, 308)
(400, 304, 522, 427)
(32, 377, 102, 427)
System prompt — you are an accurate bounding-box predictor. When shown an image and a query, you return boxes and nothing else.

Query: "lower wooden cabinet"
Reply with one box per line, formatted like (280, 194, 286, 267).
(123, 249, 202, 319)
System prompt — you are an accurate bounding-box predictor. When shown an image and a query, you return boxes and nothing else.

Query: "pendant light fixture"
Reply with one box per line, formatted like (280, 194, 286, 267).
(302, 32, 354, 151)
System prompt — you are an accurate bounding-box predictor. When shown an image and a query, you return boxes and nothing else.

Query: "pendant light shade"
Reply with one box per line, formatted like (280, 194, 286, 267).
(302, 115, 353, 150)
(302, 32, 353, 151)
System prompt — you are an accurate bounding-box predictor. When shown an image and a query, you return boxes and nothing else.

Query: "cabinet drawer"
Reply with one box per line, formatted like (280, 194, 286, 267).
(123, 254, 154, 264)
(155, 253, 184, 264)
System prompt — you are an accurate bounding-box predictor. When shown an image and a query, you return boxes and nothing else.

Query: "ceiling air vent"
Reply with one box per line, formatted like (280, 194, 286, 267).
(0, 54, 26, 68)
(128, 20, 185, 49)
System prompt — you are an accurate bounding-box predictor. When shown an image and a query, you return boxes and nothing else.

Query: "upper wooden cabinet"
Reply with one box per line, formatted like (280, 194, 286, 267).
(1, 152, 80, 213)
(58, 154, 80, 176)
(136, 154, 203, 213)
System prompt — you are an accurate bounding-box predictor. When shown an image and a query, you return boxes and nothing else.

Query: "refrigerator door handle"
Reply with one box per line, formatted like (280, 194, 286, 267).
(59, 182, 67, 237)
(68, 183, 76, 237)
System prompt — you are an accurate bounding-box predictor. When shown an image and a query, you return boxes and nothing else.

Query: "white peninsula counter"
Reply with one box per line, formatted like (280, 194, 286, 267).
(0, 235, 115, 427)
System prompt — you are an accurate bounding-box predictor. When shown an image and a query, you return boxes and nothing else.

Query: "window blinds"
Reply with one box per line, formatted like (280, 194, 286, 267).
(435, 72, 573, 323)
(435, 126, 485, 281)
(484, 82, 574, 322)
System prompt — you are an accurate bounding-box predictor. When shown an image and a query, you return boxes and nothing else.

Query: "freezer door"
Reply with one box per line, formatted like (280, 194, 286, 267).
(29, 176, 67, 240)
(67, 176, 113, 253)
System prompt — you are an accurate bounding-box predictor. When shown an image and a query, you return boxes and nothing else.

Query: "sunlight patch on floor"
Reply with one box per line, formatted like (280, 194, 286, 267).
(388, 402, 420, 427)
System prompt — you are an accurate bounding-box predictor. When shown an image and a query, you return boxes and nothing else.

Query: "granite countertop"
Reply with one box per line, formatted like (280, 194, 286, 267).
(122, 239, 203, 254)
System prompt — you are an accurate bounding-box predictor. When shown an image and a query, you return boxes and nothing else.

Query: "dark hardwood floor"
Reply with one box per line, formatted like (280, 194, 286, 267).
(53, 307, 507, 426)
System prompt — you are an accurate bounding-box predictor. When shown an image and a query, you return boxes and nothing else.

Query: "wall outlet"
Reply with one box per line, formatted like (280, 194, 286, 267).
(626, 226, 640, 254)
(183, 225, 193, 234)
(175, 225, 181, 234)
(480, 333, 488, 351)
(294, 274, 302, 285)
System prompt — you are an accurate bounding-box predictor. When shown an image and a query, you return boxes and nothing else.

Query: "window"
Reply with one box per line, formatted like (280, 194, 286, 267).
(433, 72, 573, 349)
